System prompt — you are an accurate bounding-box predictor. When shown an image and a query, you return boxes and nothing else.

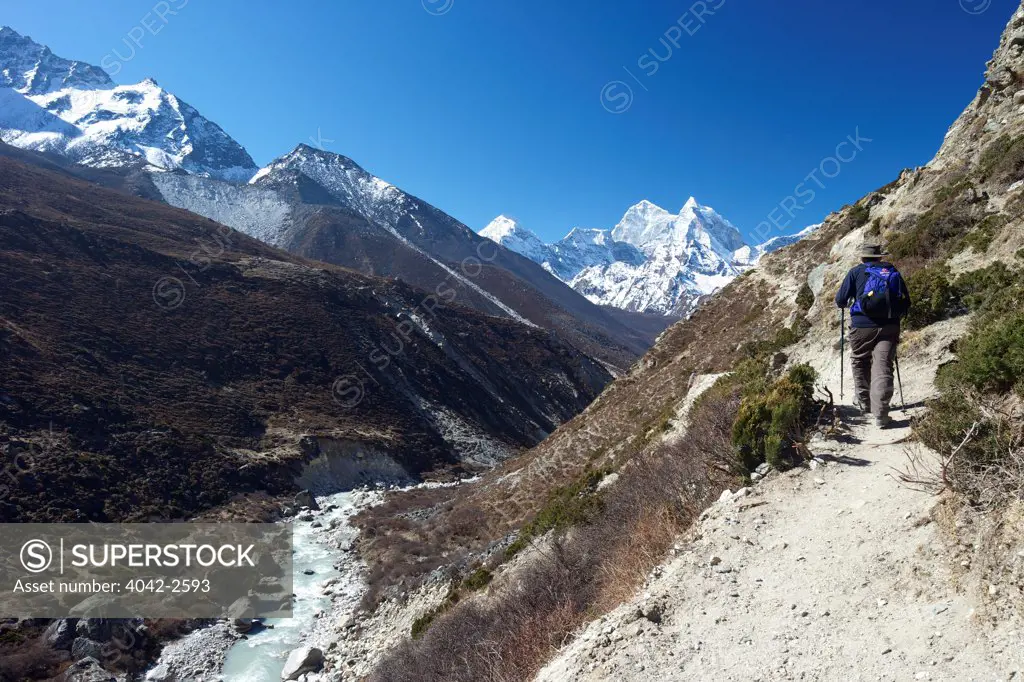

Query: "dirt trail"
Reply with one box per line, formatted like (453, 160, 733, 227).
(536, 321, 1023, 682)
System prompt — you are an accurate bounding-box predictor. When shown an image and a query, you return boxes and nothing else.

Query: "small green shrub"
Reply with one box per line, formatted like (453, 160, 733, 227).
(847, 204, 870, 228)
(955, 261, 1024, 322)
(796, 283, 815, 312)
(1016, 247, 1024, 261)
(505, 468, 607, 557)
(961, 214, 1007, 253)
(411, 610, 439, 639)
(887, 176, 984, 261)
(411, 567, 494, 639)
(867, 218, 883, 237)
(461, 567, 493, 591)
(739, 321, 808, 360)
(731, 364, 818, 472)
(904, 264, 961, 330)
(977, 134, 1024, 184)
(938, 312, 1024, 396)
(933, 177, 974, 203)
(695, 359, 771, 415)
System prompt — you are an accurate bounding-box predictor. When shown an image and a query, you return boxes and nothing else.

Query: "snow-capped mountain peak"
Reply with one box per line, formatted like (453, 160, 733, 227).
(613, 197, 746, 256)
(483, 197, 817, 317)
(251, 144, 410, 223)
(480, 216, 551, 264)
(480, 215, 526, 241)
(0, 26, 113, 95)
(0, 27, 257, 182)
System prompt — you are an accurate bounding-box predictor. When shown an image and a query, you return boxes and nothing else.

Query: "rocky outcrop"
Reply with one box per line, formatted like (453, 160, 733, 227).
(281, 646, 324, 680)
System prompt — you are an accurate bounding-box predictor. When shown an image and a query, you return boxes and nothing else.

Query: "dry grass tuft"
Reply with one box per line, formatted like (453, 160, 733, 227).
(369, 384, 740, 682)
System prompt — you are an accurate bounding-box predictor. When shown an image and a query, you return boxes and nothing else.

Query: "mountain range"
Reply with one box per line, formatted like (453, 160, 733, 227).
(481, 199, 819, 316)
(0, 26, 662, 372)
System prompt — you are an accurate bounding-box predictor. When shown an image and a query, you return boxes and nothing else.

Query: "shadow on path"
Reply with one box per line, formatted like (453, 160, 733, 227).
(816, 452, 873, 467)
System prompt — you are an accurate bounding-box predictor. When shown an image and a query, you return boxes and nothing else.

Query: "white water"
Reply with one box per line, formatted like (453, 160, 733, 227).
(220, 490, 377, 681)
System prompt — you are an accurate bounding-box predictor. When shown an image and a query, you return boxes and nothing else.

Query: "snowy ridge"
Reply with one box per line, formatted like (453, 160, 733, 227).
(734, 223, 822, 266)
(481, 199, 816, 316)
(251, 145, 408, 226)
(480, 216, 552, 264)
(407, 218, 539, 328)
(0, 27, 256, 181)
(0, 26, 112, 95)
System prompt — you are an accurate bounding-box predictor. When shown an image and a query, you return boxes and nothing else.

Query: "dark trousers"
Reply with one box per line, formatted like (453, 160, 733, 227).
(849, 324, 900, 417)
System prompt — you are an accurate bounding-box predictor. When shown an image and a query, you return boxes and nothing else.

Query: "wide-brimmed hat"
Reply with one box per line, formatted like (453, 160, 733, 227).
(858, 243, 889, 258)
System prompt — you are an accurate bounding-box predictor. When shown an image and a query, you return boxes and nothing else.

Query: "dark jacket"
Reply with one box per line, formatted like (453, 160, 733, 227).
(834, 261, 912, 328)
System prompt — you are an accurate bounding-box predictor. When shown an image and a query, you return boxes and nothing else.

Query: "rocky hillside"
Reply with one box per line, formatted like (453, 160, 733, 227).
(150, 145, 656, 370)
(344, 5, 1024, 681)
(0, 143, 612, 524)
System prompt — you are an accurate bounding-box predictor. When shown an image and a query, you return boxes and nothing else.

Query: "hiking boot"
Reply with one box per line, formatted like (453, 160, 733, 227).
(856, 400, 870, 415)
(875, 414, 892, 429)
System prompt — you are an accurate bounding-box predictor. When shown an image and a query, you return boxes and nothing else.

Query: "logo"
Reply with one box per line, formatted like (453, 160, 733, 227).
(422, 0, 454, 16)
(153, 276, 186, 311)
(959, 0, 991, 14)
(20, 539, 52, 573)
(600, 81, 634, 114)
(331, 375, 365, 409)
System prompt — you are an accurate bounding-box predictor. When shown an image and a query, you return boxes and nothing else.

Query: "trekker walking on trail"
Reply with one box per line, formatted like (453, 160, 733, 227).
(835, 243, 912, 428)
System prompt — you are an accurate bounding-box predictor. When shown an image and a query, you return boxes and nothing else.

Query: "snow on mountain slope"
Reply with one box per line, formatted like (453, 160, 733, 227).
(734, 223, 822, 266)
(480, 216, 553, 265)
(481, 198, 814, 317)
(612, 196, 747, 257)
(0, 26, 112, 95)
(547, 228, 646, 281)
(0, 27, 256, 182)
(149, 172, 296, 246)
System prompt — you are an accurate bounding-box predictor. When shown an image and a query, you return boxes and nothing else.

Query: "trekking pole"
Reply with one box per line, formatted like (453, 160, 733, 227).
(839, 308, 845, 400)
(895, 353, 907, 412)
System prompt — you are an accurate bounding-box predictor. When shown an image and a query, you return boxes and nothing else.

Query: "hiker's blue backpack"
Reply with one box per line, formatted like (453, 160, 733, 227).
(852, 263, 909, 319)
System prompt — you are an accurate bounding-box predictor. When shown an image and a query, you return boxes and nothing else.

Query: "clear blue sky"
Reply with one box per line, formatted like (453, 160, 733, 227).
(3, 0, 1018, 244)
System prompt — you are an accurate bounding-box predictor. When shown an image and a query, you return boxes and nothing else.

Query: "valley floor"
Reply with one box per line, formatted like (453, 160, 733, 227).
(536, 412, 1023, 682)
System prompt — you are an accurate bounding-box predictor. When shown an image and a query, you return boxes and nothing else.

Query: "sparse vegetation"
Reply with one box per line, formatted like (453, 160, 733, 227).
(0, 638, 64, 681)
(939, 313, 1024, 396)
(796, 282, 815, 312)
(375, 372, 740, 682)
(740, 320, 808, 360)
(904, 264, 961, 330)
(977, 133, 1024, 185)
(732, 364, 819, 471)
(933, 177, 974, 203)
(846, 203, 871, 229)
(888, 200, 977, 261)
(914, 261, 1024, 507)
(955, 261, 1024, 321)
(961, 214, 1007, 253)
(505, 468, 607, 557)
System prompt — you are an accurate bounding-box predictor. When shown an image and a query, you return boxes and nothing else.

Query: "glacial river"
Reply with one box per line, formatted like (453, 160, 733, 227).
(220, 491, 372, 681)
